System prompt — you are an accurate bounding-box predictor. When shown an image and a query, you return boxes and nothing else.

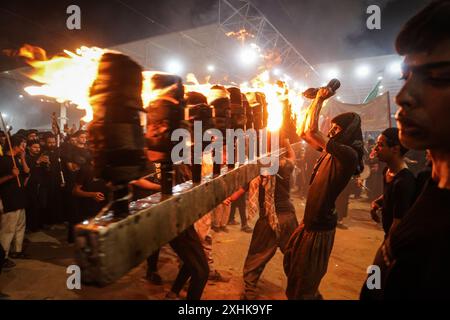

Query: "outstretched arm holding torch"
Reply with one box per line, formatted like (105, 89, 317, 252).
(300, 87, 336, 151)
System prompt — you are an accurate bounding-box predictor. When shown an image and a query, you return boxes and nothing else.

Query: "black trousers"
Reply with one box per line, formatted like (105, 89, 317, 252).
(243, 212, 298, 295)
(147, 249, 160, 273)
(0, 243, 5, 273)
(169, 225, 209, 300)
(229, 195, 248, 226)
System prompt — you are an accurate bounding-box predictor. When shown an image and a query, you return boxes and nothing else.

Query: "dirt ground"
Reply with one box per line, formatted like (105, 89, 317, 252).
(0, 194, 384, 300)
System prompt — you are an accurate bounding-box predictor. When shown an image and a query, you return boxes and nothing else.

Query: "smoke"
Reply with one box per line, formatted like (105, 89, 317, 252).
(251, 0, 431, 64)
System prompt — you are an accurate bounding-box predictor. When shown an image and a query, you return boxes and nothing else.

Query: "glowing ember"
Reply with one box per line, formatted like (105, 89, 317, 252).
(20, 45, 105, 122)
(225, 29, 255, 44)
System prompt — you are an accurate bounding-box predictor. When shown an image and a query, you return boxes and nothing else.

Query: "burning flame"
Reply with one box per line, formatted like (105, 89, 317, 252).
(21, 45, 105, 122)
(240, 70, 307, 134)
(226, 29, 255, 45)
(184, 73, 212, 98)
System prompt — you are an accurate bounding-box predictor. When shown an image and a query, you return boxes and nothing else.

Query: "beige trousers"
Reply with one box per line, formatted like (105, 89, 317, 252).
(0, 208, 26, 258)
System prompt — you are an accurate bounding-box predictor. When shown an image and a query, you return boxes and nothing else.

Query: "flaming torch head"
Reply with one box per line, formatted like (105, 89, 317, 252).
(145, 73, 185, 163)
(87, 52, 147, 185)
(208, 85, 231, 137)
(227, 87, 246, 131)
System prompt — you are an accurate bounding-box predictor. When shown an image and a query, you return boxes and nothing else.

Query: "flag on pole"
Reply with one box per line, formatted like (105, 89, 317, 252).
(363, 79, 382, 103)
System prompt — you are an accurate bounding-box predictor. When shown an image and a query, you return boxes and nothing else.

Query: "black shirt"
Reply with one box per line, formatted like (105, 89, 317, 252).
(257, 159, 295, 215)
(132, 162, 160, 201)
(367, 179, 450, 299)
(75, 164, 109, 218)
(381, 168, 416, 235)
(274, 159, 295, 214)
(0, 155, 28, 213)
(303, 139, 358, 231)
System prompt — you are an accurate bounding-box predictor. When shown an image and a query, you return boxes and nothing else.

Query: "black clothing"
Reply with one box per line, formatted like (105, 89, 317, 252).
(243, 160, 298, 296)
(168, 164, 209, 300)
(381, 168, 416, 235)
(75, 164, 109, 220)
(243, 211, 298, 296)
(0, 243, 5, 273)
(258, 160, 295, 215)
(415, 166, 432, 199)
(169, 226, 209, 300)
(25, 154, 47, 231)
(303, 139, 358, 231)
(274, 160, 295, 213)
(132, 162, 159, 201)
(0, 155, 27, 213)
(41, 148, 64, 224)
(361, 179, 450, 299)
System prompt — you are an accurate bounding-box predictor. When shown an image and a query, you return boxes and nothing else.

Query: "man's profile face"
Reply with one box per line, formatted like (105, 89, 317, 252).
(395, 40, 450, 150)
(328, 122, 342, 138)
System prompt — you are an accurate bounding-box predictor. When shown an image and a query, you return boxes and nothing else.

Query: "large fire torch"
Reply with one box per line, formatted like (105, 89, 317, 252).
(145, 73, 184, 195)
(208, 85, 231, 176)
(88, 52, 147, 218)
(184, 91, 214, 183)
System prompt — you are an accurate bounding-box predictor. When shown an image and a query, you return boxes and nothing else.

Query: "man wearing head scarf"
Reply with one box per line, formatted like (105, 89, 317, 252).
(283, 87, 364, 299)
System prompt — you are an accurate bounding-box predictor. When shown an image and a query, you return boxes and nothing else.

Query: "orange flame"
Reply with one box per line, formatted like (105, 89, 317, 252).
(226, 29, 255, 45)
(184, 73, 212, 98)
(20, 45, 105, 122)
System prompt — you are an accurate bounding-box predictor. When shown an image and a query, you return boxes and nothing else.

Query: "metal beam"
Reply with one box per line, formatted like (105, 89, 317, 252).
(75, 142, 303, 286)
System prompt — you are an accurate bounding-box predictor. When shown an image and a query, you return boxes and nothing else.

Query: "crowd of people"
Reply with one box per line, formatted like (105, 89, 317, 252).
(0, 128, 108, 268)
(1, 0, 449, 300)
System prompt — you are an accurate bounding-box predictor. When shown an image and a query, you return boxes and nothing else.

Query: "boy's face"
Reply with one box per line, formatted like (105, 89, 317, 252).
(77, 133, 87, 145)
(395, 40, 450, 151)
(373, 134, 394, 163)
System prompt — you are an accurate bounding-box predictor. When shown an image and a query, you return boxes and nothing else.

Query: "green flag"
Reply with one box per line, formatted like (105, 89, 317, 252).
(363, 79, 382, 103)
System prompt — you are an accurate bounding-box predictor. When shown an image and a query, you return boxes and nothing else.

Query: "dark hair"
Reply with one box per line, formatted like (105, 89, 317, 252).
(0, 130, 5, 137)
(43, 132, 56, 141)
(27, 139, 40, 147)
(26, 129, 38, 137)
(11, 134, 25, 148)
(396, 0, 450, 55)
(16, 129, 27, 136)
(73, 130, 87, 138)
(381, 127, 409, 155)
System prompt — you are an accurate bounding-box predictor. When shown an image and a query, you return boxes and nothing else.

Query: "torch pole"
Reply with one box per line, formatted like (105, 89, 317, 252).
(0, 113, 21, 187)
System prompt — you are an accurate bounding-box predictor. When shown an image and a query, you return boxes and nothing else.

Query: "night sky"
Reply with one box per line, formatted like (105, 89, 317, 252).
(0, 0, 431, 70)
(0, 0, 430, 129)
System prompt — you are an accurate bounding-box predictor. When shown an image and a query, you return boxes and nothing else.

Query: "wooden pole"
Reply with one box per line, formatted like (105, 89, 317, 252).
(387, 91, 392, 127)
(0, 113, 21, 187)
